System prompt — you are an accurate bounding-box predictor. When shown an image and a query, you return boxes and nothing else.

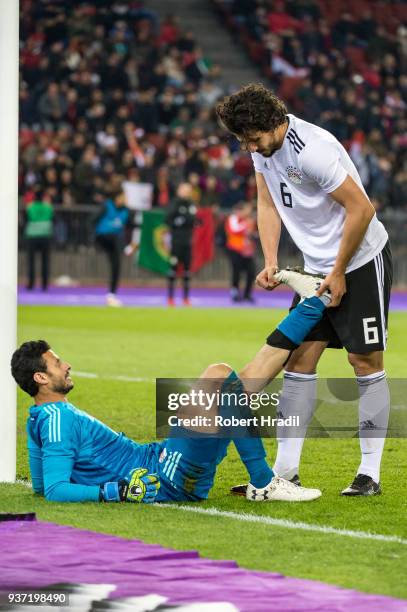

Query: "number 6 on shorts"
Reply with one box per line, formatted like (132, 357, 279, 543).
(363, 317, 379, 344)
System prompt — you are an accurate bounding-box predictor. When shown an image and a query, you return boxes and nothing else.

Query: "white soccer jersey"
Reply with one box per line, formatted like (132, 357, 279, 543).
(252, 114, 388, 274)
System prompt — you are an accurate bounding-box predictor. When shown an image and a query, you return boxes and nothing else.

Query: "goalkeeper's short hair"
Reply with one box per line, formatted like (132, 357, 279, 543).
(11, 340, 51, 396)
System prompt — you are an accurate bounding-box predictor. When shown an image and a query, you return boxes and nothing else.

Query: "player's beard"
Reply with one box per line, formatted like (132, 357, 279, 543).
(51, 375, 74, 394)
(53, 381, 74, 394)
(261, 142, 279, 157)
(260, 133, 283, 157)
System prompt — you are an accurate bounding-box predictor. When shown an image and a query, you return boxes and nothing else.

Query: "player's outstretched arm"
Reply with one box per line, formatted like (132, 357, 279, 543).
(39, 411, 160, 503)
(38, 410, 101, 502)
(255, 171, 282, 290)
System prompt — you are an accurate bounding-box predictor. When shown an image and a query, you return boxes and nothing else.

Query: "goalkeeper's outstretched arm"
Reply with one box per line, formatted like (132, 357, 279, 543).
(31, 416, 159, 503)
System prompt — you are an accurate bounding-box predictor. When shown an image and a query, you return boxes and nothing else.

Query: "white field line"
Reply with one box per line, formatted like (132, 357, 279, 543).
(156, 503, 407, 545)
(16, 479, 33, 488)
(73, 370, 154, 383)
(12, 480, 406, 545)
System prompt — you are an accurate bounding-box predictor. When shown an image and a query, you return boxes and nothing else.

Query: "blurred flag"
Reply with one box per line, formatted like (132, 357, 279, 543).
(138, 208, 215, 275)
(191, 208, 215, 272)
(138, 210, 171, 275)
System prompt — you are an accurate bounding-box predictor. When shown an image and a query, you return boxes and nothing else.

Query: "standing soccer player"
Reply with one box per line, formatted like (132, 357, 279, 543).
(217, 84, 392, 496)
(166, 182, 197, 307)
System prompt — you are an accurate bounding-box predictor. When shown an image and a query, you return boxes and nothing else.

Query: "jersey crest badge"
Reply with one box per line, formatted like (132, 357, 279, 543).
(159, 448, 167, 463)
(286, 166, 302, 184)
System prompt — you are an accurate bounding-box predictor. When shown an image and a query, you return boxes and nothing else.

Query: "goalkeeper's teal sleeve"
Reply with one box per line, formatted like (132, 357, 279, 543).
(43, 453, 100, 502)
(27, 401, 161, 502)
(27, 434, 45, 495)
(30, 407, 100, 502)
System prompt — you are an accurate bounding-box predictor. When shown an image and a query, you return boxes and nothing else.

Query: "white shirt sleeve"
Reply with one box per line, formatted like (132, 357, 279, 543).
(299, 139, 347, 193)
(251, 152, 264, 174)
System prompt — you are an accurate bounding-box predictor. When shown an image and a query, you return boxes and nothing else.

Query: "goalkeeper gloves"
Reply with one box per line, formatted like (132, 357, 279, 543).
(100, 468, 160, 503)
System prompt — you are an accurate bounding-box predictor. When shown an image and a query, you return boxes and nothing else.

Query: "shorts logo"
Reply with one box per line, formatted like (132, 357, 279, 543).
(159, 448, 167, 463)
(286, 166, 302, 184)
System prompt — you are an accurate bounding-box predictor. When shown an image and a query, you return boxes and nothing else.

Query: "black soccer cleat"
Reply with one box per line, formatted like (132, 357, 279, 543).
(230, 474, 301, 496)
(341, 474, 381, 496)
(230, 483, 247, 497)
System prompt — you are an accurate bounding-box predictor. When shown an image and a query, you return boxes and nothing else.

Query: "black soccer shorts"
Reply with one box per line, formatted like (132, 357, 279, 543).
(170, 241, 192, 271)
(286, 242, 393, 354)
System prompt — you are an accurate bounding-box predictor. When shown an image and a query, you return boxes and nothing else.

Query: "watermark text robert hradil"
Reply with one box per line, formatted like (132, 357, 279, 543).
(167, 389, 281, 411)
(165, 389, 300, 429)
(168, 414, 300, 428)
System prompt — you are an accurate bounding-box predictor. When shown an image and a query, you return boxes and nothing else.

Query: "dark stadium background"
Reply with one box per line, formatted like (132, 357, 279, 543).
(19, 0, 406, 287)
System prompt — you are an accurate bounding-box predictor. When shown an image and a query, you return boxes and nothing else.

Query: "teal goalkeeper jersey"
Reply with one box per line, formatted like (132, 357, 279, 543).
(27, 401, 164, 502)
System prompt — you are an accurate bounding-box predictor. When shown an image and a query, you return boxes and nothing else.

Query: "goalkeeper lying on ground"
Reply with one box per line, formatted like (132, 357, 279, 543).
(11, 269, 330, 505)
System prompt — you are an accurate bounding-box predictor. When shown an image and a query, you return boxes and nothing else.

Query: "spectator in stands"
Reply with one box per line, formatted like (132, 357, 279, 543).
(38, 82, 68, 124)
(200, 175, 220, 209)
(25, 189, 54, 292)
(186, 172, 202, 205)
(221, 177, 246, 210)
(391, 165, 407, 209)
(153, 166, 174, 208)
(213, 0, 404, 212)
(198, 78, 224, 108)
(73, 147, 98, 203)
(18, 0, 405, 222)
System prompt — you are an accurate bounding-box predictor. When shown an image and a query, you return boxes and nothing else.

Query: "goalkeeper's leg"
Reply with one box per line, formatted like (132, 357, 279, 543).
(175, 294, 329, 501)
(188, 293, 329, 431)
(232, 272, 331, 486)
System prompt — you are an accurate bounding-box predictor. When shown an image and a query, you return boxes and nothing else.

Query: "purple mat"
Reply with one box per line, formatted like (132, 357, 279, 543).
(17, 286, 407, 310)
(0, 520, 405, 611)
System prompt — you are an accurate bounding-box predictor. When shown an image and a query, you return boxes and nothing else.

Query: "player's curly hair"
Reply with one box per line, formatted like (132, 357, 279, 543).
(11, 340, 50, 397)
(216, 83, 287, 136)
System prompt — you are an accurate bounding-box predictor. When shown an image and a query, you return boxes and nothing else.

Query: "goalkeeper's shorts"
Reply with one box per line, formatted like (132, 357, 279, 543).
(155, 435, 228, 502)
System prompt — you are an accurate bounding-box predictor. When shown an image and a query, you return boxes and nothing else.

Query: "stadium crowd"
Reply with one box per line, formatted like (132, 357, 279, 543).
(20, 0, 406, 216)
(19, 0, 245, 215)
(214, 0, 407, 210)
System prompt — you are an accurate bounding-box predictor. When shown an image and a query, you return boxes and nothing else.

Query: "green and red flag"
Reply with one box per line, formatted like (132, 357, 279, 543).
(138, 208, 215, 275)
(138, 210, 171, 275)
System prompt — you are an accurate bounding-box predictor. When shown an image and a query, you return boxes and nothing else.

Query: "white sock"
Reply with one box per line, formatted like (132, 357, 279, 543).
(357, 370, 390, 483)
(273, 371, 317, 480)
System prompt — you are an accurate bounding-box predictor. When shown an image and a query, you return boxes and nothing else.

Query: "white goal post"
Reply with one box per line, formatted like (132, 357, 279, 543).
(0, 0, 19, 482)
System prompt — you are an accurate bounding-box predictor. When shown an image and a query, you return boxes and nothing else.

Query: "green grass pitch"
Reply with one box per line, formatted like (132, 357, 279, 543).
(1, 305, 406, 599)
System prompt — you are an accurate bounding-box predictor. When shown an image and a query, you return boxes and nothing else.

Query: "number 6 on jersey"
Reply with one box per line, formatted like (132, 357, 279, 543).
(280, 182, 293, 208)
